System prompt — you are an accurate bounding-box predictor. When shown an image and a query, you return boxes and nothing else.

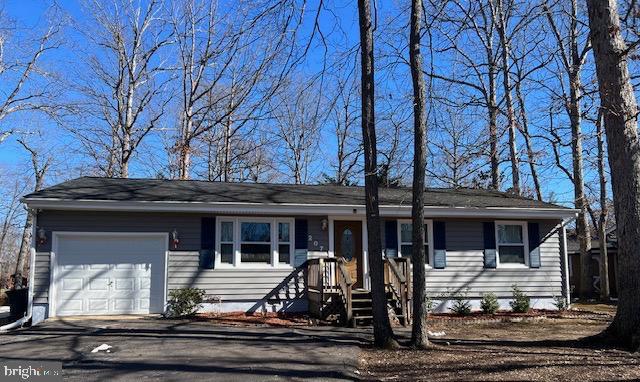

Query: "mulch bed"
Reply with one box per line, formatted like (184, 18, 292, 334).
(427, 309, 613, 325)
(193, 312, 314, 327)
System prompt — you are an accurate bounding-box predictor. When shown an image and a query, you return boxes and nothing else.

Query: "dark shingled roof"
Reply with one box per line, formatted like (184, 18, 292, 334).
(24, 177, 569, 210)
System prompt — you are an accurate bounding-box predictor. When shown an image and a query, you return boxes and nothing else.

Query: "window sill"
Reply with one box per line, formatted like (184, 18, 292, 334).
(496, 263, 530, 269)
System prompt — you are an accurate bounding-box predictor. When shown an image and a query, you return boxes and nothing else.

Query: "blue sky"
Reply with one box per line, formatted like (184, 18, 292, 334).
(0, 0, 598, 209)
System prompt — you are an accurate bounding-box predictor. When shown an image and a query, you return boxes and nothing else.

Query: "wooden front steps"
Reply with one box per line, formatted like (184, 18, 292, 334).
(307, 257, 412, 328)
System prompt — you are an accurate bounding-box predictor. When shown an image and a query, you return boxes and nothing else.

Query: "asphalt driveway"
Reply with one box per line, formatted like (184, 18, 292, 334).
(0, 318, 368, 381)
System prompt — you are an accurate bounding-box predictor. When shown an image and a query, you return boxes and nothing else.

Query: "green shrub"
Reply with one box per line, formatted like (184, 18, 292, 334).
(165, 288, 206, 318)
(553, 295, 569, 311)
(449, 290, 472, 315)
(509, 284, 530, 313)
(480, 292, 500, 314)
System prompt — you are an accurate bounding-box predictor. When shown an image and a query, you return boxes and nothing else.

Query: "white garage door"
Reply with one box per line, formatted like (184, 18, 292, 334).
(53, 233, 166, 316)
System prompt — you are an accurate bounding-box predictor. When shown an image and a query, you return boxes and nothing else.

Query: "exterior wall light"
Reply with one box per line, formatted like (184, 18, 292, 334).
(171, 229, 179, 249)
(37, 227, 47, 245)
(321, 218, 328, 231)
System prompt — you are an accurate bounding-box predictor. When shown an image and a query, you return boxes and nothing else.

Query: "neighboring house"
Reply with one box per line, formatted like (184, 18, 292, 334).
(22, 177, 576, 325)
(567, 227, 618, 298)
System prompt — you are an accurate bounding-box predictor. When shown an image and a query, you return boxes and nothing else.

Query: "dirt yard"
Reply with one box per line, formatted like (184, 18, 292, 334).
(360, 305, 640, 381)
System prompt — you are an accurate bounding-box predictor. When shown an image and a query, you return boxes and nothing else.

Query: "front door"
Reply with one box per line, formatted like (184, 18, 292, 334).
(334, 220, 363, 288)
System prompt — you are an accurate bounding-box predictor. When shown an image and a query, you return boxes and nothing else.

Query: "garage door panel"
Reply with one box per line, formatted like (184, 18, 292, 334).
(57, 299, 84, 315)
(54, 234, 166, 317)
(115, 278, 135, 291)
(89, 278, 110, 291)
(88, 299, 108, 312)
(61, 278, 83, 291)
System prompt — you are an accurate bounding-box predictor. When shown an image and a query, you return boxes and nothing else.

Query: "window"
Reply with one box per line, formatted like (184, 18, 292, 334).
(220, 221, 234, 264)
(398, 220, 433, 265)
(241, 222, 271, 264)
(496, 221, 528, 266)
(278, 222, 292, 264)
(216, 218, 294, 267)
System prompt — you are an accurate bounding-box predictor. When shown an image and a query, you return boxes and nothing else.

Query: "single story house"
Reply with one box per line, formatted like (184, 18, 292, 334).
(22, 177, 576, 325)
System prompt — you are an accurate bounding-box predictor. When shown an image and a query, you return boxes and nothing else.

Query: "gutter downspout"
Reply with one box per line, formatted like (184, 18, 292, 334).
(1, 211, 36, 332)
(560, 218, 572, 308)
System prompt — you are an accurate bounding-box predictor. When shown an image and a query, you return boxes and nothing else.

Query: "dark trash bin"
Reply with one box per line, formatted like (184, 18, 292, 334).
(6, 288, 28, 321)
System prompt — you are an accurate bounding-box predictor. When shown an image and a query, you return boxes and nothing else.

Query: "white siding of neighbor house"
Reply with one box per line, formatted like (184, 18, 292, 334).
(32, 210, 565, 314)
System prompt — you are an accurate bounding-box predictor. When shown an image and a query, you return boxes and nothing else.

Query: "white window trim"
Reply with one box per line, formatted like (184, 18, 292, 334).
(215, 217, 295, 269)
(495, 220, 529, 268)
(397, 219, 434, 268)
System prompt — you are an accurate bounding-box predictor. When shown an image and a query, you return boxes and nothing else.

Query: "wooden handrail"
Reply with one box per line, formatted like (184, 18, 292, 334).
(336, 258, 353, 324)
(386, 256, 406, 283)
(384, 256, 412, 326)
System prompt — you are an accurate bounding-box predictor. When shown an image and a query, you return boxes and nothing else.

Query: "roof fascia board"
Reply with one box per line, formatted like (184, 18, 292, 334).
(23, 198, 578, 219)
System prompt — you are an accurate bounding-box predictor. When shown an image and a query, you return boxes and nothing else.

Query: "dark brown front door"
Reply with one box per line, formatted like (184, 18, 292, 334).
(334, 220, 363, 288)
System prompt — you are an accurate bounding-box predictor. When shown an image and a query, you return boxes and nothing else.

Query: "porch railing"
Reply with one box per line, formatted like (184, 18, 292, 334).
(307, 258, 353, 322)
(384, 256, 412, 326)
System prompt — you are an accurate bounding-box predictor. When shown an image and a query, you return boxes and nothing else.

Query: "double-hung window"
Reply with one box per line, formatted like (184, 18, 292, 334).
(219, 221, 234, 265)
(398, 220, 433, 266)
(495, 221, 528, 267)
(216, 217, 294, 267)
(278, 222, 292, 265)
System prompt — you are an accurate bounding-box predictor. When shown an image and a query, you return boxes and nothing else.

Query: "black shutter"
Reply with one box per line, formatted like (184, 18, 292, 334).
(199, 217, 215, 269)
(433, 221, 446, 269)
(385, 220, 398, 257)
(201, 217, 215, 250)
(483, 222, 497, 268)
(528, 222, 541, 268)
(295, 219, 308, 250)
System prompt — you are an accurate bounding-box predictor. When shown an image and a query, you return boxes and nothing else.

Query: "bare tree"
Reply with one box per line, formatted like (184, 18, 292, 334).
(74, 0, 172, 178)
(544, 0, 593, 299)
(427, 0, 501, 189)
(12, 138, 51, 288)
(169, 0, 295, 180)
(409, 0, 429, 349)
(322, 75, 362, 186)
(586, 0, 640, 351)
(0, 6, 62, 134)
(595, 109, 610, 301)
(270, 79, 325, 184)
(357, 0, 398, 348)
(0, 175, 28, 288)
(494, 0, 521, 194)
(430, 107, 487, 187)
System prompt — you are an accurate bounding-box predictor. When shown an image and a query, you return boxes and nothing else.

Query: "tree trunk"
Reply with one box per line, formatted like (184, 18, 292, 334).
(586, 0, 640, 351)
(13, 210, 33, 289)
(596, 111, 610, 301)
(13, 160, 47, 289)
(495, 0, 520, 194)
(569, 71, 592, 300)
(487, 45, 499, 190)
(357, 0, 397, 349)
(514, 80, 542, 201)
(409, 0, 429, 349)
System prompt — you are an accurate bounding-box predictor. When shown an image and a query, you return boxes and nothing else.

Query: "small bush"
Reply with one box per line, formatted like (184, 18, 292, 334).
(425, 295, 434, 313)
(165, 288, 206, 318)
(480, 292, 500, 314)
(553, 295, 569, 311)
(509, 284, 530, 313)
(449, 290, 472, 315)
